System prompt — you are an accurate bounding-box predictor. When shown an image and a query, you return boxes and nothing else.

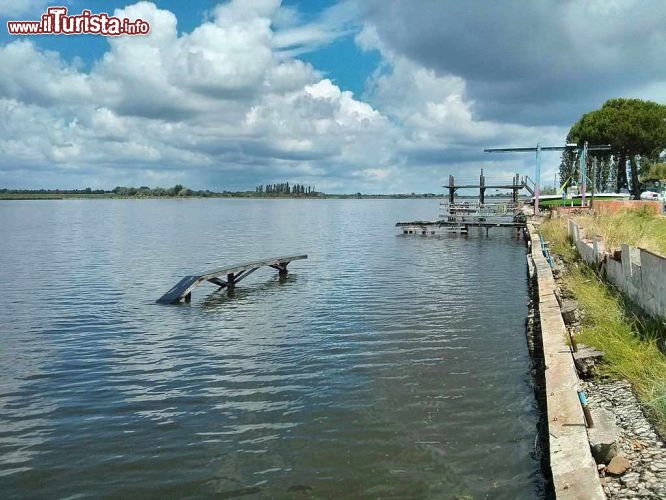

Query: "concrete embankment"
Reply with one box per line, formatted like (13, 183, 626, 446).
(527, 222, 606, 499)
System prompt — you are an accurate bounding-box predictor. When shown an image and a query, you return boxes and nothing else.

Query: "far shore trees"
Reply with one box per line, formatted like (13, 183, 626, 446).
(566, 98, 666, 199)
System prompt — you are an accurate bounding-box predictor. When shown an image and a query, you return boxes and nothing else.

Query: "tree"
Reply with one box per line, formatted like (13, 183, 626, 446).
(641, 162, 666, 183)
(568, 98, 666, 198)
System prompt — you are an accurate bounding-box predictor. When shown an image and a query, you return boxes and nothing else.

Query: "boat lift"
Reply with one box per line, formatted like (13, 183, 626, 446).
(484, 142, 611, 214)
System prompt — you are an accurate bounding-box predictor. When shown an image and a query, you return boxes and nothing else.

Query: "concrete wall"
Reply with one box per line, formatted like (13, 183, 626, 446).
(527, 223, 605, 499)
(567, 220, 666, 321)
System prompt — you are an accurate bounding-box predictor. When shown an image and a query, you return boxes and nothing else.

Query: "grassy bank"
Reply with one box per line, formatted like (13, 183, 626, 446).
(540, 213, 666, 434)
(567, 210, 665, 255)
(567, 265, 666, 433)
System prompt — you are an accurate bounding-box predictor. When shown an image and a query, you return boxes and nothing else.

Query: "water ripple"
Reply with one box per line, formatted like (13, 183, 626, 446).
(0, 199, 541, 498)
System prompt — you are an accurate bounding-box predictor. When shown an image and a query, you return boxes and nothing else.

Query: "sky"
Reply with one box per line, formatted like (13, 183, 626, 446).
(0, 0, 665, 193)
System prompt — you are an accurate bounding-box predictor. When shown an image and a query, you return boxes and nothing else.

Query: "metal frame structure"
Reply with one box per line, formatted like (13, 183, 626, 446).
(484, 142, 611, 214)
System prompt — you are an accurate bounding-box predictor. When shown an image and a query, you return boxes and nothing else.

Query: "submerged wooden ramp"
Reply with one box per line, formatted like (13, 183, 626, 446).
(157, 254, 308, 304)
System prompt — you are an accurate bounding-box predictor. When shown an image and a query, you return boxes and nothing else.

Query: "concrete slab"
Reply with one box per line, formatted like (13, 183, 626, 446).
(527, 223, 605, 500)
(588, 408, 620, 464)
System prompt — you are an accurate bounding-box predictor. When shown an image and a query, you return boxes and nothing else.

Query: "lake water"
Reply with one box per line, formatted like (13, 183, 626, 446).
(0, 199, 543, 498)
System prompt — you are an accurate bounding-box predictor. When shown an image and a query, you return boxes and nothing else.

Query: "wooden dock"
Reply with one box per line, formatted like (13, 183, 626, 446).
(396, 219, 526, 236)
(396, 220, 525, 229)
(396, 169, 528, 236)
(156, 254, 308, 304)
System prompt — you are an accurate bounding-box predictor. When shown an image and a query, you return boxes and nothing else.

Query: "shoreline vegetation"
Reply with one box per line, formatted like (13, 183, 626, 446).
(540, 210, 666, 434)
(0, 185, 523, 201)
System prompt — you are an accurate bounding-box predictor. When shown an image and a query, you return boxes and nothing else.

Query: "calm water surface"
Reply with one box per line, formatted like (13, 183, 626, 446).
(0, 199, 542, 498)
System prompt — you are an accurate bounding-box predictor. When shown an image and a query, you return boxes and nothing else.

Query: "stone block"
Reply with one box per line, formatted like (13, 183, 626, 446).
(573, 344, 604, 378)
(560, 299, 578, 325)
(588, 408, 620, 464)
(606, 455, 631, 476)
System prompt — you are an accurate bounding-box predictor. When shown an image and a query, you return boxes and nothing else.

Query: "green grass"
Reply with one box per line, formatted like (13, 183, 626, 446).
(540, 211, 666, 434)
(573, 209, 666, 256)
(540, 209, 666, 258)
(564, 265, 666, 434)
(538, 196, 628, 207)
(539, 217, 578, 262)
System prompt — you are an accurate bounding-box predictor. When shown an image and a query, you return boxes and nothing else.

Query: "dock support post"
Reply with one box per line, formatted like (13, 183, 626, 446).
(479, 169, 485, 205)
(448, 175, 455, 203)
(270, 263, 289, 281)
(512, 173, 519, 203)
(227, 273, 235, 289)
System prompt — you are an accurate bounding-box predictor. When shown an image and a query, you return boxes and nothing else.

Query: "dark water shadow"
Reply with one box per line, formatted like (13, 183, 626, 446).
(199, 275, 299, 310)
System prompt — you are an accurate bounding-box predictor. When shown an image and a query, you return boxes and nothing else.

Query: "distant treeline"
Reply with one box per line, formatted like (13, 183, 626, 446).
(112, 185, 220, 197)
(0, 184, 314, 198)
(1, 185, 223, 197)
(255, 183, 315, 195)
(0, 184, 450, 200)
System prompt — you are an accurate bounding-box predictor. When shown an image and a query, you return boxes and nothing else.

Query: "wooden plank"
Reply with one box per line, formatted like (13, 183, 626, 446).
(156, 275, 202, 304)
(156, 254, 308, 304)
(198, 254, 307, 280)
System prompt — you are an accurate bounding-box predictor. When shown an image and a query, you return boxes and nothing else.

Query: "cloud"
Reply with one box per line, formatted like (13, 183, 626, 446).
(0, 41, 93, 106)
(273, 0, 359, 57)
(358, 0, 666, 126)
(0, 1, 405, 191)
(358, 26, 565, 169)
(4, 0, 648, 193)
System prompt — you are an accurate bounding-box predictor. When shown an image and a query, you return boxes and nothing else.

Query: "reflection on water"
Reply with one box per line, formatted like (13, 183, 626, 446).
(0, 199, 542, 498)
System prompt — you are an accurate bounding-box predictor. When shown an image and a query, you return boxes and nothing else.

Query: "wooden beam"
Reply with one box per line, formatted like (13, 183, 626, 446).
(208, 277, 228, 288)
(233, 267, 259, 284)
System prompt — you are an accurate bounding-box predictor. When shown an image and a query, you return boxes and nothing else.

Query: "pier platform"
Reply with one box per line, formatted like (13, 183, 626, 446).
(396, 219, 525, 235)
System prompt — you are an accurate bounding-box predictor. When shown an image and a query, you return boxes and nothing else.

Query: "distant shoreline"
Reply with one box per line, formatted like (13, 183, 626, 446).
(0, 193, 527, 201)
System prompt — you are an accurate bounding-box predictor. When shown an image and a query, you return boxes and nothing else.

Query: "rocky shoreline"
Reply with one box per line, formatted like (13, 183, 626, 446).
(583, 378, 665, 499)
